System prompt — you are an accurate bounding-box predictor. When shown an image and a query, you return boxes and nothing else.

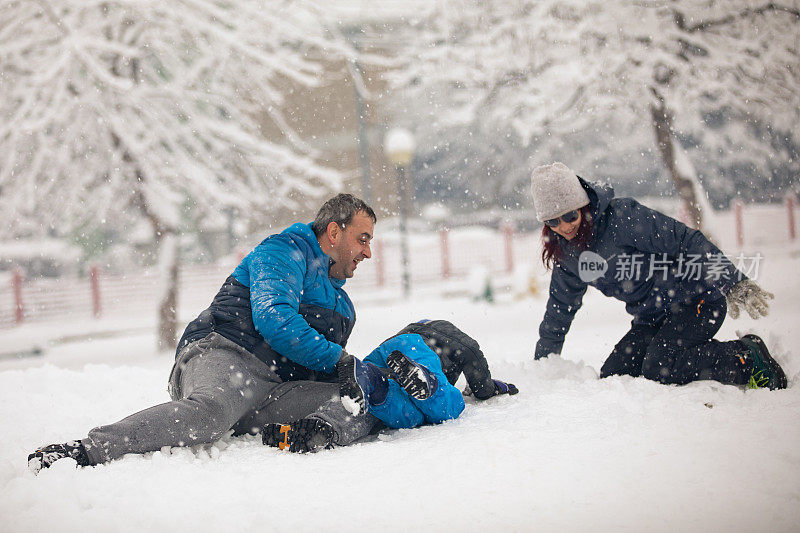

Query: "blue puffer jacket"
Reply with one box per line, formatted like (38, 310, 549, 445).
(365, 333, 465, 428)
(535, 179, 746, 360)
(177, 223, 354, 382)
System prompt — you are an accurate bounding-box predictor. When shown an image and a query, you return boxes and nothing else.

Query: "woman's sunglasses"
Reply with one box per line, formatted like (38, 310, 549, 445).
(544, 209, 580, 228)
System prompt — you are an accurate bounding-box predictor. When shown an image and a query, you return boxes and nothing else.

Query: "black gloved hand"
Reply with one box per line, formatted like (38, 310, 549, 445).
(492, 379, 519, 396)
(463, 380, 519, 398)
(334, 349, 354, 374)
(334, 350, 366, 415)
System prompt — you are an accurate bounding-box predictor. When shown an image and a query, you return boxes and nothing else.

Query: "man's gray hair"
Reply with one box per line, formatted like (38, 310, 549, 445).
(312, 193, 377, 237)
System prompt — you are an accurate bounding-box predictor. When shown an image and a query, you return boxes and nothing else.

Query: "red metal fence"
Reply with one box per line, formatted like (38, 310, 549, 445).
(0, 226, 543, 329)
(1, 197, 797, 331)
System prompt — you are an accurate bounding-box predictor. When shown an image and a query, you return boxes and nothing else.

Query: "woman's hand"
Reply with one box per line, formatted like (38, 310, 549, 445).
(726, 279, 774, 319)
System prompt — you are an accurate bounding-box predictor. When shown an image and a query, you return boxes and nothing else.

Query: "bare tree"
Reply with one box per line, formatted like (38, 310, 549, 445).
(0, 0, 349, 349)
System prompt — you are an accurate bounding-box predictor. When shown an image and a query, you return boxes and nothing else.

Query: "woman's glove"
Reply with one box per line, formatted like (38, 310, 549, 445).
(726, 279, 774, 319)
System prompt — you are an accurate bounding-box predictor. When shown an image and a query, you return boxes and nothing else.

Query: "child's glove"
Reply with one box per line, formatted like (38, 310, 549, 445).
(492, 379, 519, 396)
(463, 380, 519, 398)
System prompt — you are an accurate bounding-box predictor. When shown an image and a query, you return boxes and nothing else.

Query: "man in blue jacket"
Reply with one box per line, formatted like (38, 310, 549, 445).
(29, 194, 381, 472)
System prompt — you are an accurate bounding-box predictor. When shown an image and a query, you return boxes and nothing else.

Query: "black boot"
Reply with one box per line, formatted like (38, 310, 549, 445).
(335, 352, 388, 414)
(387, 350, 438, 400)
(28, 440, 92, 473)
(262, 418, 335, 453)
(740, 334, 788, 390)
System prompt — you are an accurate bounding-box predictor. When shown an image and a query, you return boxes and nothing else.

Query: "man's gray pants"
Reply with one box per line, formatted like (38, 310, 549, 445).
(82, 333, 376, 464)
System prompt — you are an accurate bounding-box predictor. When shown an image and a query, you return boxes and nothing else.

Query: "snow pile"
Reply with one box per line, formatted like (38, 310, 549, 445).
(341, 395, 362, 417)
(1, 253, 799, 532)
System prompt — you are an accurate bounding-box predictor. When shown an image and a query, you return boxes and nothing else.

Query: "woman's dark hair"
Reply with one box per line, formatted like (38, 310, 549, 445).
(312, 193, 377, 237)
(541, 204, 594, 270)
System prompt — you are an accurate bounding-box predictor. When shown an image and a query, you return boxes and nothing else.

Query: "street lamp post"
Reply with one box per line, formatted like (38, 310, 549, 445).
(383, 128, 415, 299)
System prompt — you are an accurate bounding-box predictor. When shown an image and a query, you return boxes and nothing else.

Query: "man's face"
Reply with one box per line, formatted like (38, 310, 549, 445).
(327, 211, 374, 279)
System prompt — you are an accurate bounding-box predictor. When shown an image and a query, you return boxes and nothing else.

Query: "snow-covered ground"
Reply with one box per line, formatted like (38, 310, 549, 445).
(1, 246, 799, 532)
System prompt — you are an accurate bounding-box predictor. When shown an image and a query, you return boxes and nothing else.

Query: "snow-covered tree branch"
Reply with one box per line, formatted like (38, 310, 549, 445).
(384, 0, 800, 229)
(0, 0, 352, 348)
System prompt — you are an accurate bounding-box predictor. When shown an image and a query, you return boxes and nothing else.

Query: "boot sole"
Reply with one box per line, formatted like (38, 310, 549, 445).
(263, 420, 334, 453)
(28, 442, 91, 473)
(387, 350, 432, 400)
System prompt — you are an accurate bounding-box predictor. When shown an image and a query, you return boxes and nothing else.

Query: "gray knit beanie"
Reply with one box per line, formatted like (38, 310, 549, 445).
(530, 162, 590, 222)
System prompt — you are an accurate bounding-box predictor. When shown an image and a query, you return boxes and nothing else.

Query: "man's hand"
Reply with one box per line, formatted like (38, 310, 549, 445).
(726, 279, 774, 320)
(334, 350, 365, 415)
(334, 350, 354, 373)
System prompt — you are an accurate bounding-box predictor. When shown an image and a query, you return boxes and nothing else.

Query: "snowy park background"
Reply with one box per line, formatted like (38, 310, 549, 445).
(2, 212, 799, 532)
(2, 0, 800, 532)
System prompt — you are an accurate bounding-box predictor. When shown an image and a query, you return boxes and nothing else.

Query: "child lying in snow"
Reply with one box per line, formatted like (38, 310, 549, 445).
(263, 319, 518, 452)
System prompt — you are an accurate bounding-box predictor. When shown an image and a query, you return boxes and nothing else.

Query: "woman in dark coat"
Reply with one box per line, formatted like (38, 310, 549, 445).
(531, 162, 786, 389)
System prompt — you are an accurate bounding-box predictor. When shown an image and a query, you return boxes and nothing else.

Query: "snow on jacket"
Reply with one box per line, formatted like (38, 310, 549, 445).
(365, 333, 465, 428)
(177, 222, 354, 382)
(535, 179, 746, 360)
